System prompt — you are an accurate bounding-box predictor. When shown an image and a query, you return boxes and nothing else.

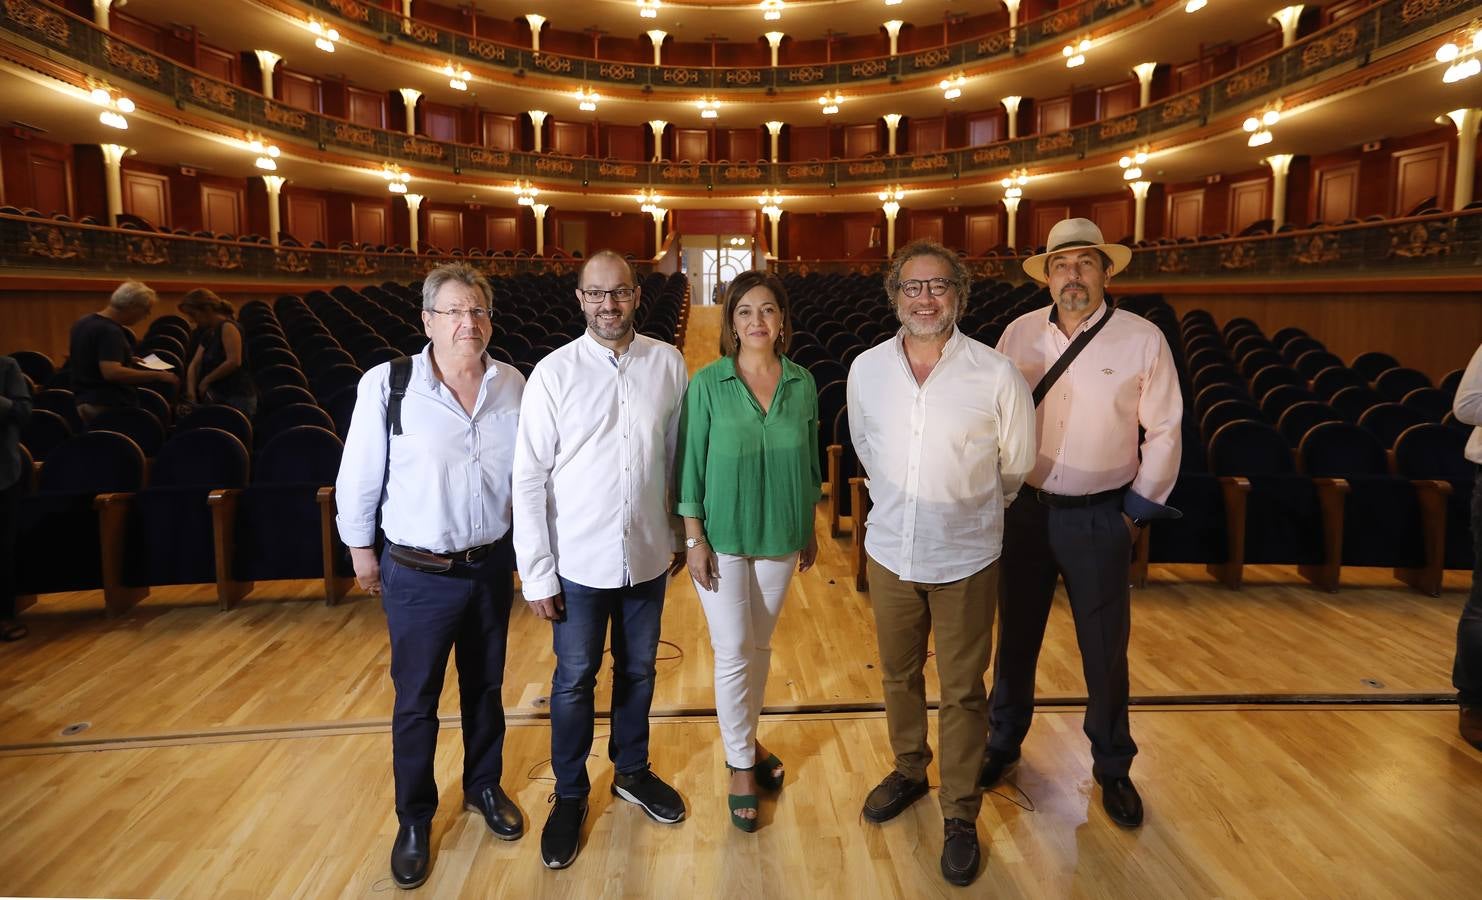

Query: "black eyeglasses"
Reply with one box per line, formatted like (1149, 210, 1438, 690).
(580, 287, 636, 304)
(426, 307, 492, 320)
(897, 278, 955, 298)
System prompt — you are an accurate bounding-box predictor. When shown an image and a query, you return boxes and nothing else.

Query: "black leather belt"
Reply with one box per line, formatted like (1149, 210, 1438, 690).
(387, 541, 493, 574)
(1027, 485, 1126, 509)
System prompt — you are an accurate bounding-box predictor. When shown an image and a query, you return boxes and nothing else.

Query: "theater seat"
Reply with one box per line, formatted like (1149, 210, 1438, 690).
(1393, 423, 1475, 577)
(14, 432, 146, 613)
(825, 406, 856, 538)
(209, 425, 352, 607)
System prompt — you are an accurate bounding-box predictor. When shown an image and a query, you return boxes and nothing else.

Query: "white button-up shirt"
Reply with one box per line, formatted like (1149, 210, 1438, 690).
(1456, 343, 1482, 465)
(848, 327, 1038, 584)
(513, 331, 688, 600)
(335, 346, 524, 553)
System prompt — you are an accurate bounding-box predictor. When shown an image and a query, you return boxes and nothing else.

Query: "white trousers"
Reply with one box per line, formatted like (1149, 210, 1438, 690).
(694, 551, 798, 768)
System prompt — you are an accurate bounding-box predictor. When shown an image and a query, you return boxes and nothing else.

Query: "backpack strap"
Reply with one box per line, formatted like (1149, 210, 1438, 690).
(386, 356, 413, 437)
(1032, 304, 1114, 407)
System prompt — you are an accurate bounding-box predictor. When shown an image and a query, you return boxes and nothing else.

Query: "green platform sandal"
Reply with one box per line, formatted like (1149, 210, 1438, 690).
(726, 764, 759, 833)
(755, 750, 785, 792)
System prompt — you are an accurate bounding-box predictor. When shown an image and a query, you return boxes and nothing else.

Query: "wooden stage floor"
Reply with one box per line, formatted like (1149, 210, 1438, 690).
(2, 306, 1478, 895)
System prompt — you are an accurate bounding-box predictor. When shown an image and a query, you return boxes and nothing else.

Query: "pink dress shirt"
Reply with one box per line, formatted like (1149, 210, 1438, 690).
(996, 301, 1183, 518)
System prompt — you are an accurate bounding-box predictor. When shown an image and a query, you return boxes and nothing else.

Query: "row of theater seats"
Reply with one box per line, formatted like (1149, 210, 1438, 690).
(789, 271, 1474, 596)
(8, 271, 689, 615)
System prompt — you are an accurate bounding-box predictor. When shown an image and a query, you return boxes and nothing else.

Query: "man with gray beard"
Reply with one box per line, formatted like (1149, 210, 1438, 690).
(847, 239, 1036, 887)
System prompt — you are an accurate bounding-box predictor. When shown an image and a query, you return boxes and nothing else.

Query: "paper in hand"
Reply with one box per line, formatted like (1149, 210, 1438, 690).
(137, 354, 174, 371)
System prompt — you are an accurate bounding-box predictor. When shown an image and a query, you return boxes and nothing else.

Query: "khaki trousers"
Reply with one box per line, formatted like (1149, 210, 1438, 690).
(866, 555, 998, 822)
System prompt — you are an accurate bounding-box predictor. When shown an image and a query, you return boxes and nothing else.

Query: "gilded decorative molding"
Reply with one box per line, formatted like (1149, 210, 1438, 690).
(1042, 9, 1086, 36)
(21, 224, 83, 260)
(535, 156, 577, 174)
(1400, 0, 1470, 24)
(845, 160, 887, 176)
(1301, 26, 1359, 71)
(785, 67, 825, 84)
(976, 34, 1011, 55)
(599, 161, 641, 178)
(1161, 93, 1201, 122)
(467, 148, 510, 167)
(849, 59, 889, 79)
(722, 163, 764, 179)
(908, 154, 950, 172)
(4, 0, 70, 48)
(343, 254, 379, 276)
(103, 38, 161, 82)
(972, 146, 1013, 164)
(1218, 242, 1257, 270)
(659, 162, 701, 180)
(723, 68, 763, 86)
(1098, 116, 1139, 140)
(327, 0, 370, 23)
(1036, 132, 1075, 154)
(188, 76, 237, 111)
(533, 54, 575, 74)
(202, 244, 242, 271)
(405, 21, 439, 44)
(1156, 248, 1188, 273)
(659, 68, 701, 86)
(465, 39, 508, 62)
(263, 103, 310, 131)
(1387, 222, 1450, 258)
(401, 138, 447, 161)
(275, 249, 311, 273)
(785, 163, 826, 178)
(1223, 63, 1271, 100)
(332, 122, 377, 148)
(125, 236, 170, 266)
(1294, 234, 1342, 264)
(598, 63, 638, 82)
(911, 48, 952, 70)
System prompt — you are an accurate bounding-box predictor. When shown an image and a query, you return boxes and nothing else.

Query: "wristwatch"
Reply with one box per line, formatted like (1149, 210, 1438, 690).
(684, 536, 707, 549)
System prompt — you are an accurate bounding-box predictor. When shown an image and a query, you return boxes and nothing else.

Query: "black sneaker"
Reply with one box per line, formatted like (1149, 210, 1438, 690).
(611, 767, 687, 824)
(540, 795, 588, 869)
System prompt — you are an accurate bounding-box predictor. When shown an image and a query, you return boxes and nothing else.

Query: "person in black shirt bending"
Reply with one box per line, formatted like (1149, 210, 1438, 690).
(68, 280, 178, 422)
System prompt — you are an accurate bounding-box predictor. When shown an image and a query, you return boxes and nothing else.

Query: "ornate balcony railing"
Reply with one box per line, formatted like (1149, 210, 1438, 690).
(0, 0, 1469, 193)
(0, 214, 605, 282)
(302, 0, 1146, 93)
(769, 211, 1482, 283)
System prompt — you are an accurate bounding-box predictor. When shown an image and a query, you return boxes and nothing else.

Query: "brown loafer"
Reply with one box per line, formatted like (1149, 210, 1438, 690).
(941, 817, 982, 886)
(862, 770, 928, 823)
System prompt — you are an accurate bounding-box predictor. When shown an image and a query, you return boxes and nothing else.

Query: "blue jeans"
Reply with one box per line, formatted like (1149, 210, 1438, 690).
(549, 572, 667, 798)
(382, 543, 513, 826)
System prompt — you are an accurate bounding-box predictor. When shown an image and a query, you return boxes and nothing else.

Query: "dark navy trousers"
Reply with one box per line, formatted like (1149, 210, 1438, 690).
(381, 540, 513, 826)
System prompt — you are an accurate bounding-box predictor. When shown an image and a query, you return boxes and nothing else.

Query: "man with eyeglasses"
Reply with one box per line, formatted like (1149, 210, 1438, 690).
(335, 262, 526, 890)
(513, 248, 690, 869)
(847, 239, 1037, 887)
(982, 218, 1182, 830)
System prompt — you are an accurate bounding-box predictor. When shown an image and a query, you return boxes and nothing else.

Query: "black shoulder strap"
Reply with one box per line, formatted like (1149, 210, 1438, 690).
(1032, 305, 1114, 407)
(386, 356, 413, 437)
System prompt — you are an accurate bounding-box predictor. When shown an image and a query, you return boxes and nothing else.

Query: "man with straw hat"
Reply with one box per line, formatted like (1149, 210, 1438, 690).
(982, 218, 1183, 828)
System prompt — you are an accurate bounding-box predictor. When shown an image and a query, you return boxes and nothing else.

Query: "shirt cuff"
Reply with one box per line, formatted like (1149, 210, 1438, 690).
(1124, 489, 1180, 521)
(521, 573, 562, 602)
(675, 500, 705, 518)
(336, 518, 378, 548)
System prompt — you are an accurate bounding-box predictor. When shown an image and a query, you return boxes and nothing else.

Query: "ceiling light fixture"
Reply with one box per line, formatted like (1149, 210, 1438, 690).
(513, 178, 540, 206)
(577, 86, 600, 112)
(1119, 146, 1149, 180)
(637, 188, 664, 213)
(939, 72, 965, 100)
(309, 17, 339, 53)
(246, 131, 281, 170)
(1185, 0, 1207, 12)
(444, 62, 471, 91)
(382, 162, 412, 193)
(1063, 37, 1090, 68)
(1243, 102, 1281, 147)
(761, 0, 784, 22)
(818, 90, 843, 115)
(1001, 168, 1029, 198)
(1436, 21, 1482, 83)
(87, 79, 134, 130)
(638, 0, 660, 18)
(697, 96, 721, 119)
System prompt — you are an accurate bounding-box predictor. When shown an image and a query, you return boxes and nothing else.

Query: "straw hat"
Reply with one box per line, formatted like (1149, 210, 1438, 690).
(1021, 218, 1132, 284)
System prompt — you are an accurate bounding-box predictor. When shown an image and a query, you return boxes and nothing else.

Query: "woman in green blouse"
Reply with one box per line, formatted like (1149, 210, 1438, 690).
(675, 270, 821, 832)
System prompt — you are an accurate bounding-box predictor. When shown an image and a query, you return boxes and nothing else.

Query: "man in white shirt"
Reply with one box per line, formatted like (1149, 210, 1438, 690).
(847, 239, 1037, 888)
(335, 263, 525, 890)
(1453, 342, 1482, 751)
(513, 249, 690, 869)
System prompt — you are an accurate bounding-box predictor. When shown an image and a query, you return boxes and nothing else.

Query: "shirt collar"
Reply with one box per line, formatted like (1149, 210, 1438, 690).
(715, 354, 805, 384)
(580, 328, 642, 365)
(416, 342, 497, 388)
(893, 325, 969, 366)
(1046, 298, 1110, 337)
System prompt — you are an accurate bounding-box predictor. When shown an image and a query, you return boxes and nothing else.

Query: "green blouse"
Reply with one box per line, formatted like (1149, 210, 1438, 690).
(674, 354, 822, 557)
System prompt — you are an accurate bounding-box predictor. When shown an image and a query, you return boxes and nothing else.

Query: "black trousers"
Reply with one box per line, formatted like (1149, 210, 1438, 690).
(1455, 473, 1482, 706)
(987, 492, 1138, 777)
(0, 477, 19, 620)
(381, 538, 513, 827)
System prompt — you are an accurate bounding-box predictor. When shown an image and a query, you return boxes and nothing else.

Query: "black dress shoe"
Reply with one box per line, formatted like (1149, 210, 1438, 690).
(1092, 769, 1144, 828)
(390, 823, 430, 890)
(465, 785, 523, 840)
(978, 747, 1021, 789)
(941, 818, 982, 887)
(862, 771, 929, 823)
(1461, 705, 1482, 751)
